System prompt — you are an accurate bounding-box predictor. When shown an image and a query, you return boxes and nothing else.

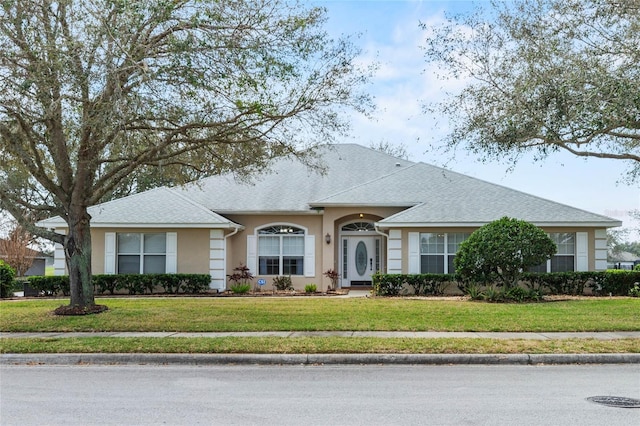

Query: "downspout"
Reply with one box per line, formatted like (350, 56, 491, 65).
(221, 226, 241, 292)
(374, 223, 389, 274)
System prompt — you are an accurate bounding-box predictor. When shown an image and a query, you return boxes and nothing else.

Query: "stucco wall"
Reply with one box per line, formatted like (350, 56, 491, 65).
(91, 227, 211, 275)
(225, 207, 404, 290)
(394, 226, 603, 273)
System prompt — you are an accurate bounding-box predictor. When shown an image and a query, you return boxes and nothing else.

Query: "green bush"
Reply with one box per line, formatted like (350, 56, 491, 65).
(230, 283, 251, 294)
(178, 275, 211, 294)
(92, 274, 122, 295)
(373, 273, 456, 296)
(304, 283, 317, 293)
(455, 217, 556, 288)
(27, 275, 70, 296)
(521, 272, 596, 295)
(272, 276, 293, 291)
(629, 283, 640, 297)
(27, 274, 211, 296)
(592, 270, 640, 296)
(406, 274, 453, 296)
(372, 273, 405, 296)
(463, 284, 543, 302)
(0, 260, 16, 298)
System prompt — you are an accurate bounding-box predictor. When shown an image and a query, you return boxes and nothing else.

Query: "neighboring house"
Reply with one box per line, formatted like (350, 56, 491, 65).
(37, 144, 621, 291)
(607, 250, 640, 270)
(0, 243, 49, 277)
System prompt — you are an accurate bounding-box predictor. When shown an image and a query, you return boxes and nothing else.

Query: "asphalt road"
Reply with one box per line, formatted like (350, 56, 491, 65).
(1, 364, 638, 425)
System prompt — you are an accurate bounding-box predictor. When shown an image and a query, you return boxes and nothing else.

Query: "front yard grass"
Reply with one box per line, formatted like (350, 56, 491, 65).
(1, 337, 638, 355)
(1, 298, 638, 354)
(1, 297, 638, 332)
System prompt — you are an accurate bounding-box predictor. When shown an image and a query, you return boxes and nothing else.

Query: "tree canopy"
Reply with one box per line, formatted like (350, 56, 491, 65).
(0, 0, 371, 310)
(422, 0, 640, 181)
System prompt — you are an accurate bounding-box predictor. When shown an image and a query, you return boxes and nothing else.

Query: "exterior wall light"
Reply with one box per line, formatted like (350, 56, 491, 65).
(325, 233, 331, 244)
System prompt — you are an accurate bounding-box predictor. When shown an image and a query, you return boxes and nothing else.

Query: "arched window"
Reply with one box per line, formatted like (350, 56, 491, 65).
(258, 225, 305, 275)
(341, 222, 375, 232)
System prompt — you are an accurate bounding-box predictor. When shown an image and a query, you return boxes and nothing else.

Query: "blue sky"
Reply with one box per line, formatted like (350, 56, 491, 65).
(313, 0, 639, 235)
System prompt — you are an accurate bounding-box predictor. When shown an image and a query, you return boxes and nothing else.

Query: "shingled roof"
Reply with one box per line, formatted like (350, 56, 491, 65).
(38, 144, 621, 229)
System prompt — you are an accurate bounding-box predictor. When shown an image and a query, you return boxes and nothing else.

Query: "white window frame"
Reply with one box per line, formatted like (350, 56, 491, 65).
(105, 232, 177, 275)
(417, 232, 470, 274)
(248, 223, 315, 277)
(535, 232, 581, 273)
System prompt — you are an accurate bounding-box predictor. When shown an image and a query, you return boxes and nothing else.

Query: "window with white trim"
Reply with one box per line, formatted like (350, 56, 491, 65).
(117, 233, 166, 274)
(420, 233, 470, 274)
(531, 232, 576, 272)
(258, 225, 305, 275)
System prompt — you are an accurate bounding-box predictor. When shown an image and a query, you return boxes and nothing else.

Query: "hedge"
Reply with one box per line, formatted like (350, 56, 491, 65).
(372, 272, 456, 296)
(26, 274, 212, 296)
(520, 272, 597, 296)
(372, 271, 640, 297)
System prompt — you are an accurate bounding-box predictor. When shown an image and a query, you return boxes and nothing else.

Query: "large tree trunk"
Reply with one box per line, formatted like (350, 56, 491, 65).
(64, 210, 95, 308)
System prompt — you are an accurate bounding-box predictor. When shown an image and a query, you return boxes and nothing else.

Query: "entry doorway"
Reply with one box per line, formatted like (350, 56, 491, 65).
(341, 235, 381, 287)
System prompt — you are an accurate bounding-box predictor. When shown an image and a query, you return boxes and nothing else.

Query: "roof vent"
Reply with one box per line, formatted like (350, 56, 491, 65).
(395, 162, 401, 167)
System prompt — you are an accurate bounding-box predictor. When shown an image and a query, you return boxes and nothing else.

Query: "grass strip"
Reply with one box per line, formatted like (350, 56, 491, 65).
(1, 298, 639, 332)
(1, 337, 639, 354)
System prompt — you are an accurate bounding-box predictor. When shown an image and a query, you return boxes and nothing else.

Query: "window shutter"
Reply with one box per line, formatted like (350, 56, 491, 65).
(104, 232, 116, 274)
(576, 232, 588, 271)
(304, 235, 315, 277)
(165, 232, 177, 273)
(247, 235, 257, 275)
(408, 232, 420, 274)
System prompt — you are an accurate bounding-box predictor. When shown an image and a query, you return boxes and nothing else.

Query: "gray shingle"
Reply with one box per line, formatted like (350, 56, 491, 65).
(37, 143, 621, 228)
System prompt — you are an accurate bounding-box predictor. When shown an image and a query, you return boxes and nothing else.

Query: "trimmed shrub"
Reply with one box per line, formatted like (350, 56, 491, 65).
(0, 260, 16, 298)
(27, 274, 211, 296)
(521, 272, 597, 296)
(406, 274, 453, 296)
(591, 270, 640, 296)
(304, 283, 317, 293)
(178, 275, 211, 294)
(373, 273, 456, 296)
(372, 273, 405, 296)
(27, 275, 70, 296)
(455, 217, 556, 288)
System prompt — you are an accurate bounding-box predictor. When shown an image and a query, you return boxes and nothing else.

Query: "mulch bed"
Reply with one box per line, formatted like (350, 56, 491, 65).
(53, 304, 109, 316)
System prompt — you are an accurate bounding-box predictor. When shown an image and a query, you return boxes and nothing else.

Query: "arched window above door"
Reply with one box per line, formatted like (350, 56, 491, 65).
(341, 222, 375, 232)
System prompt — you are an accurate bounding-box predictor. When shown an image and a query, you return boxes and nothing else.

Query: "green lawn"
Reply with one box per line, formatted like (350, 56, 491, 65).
(1, 297, 638, 332)
(2, 297, 638, 354)
(2, 336, 638, 355)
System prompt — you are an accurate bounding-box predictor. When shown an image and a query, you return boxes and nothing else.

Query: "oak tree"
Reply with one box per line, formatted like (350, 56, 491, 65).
(422, 0, 640, 181)
(0, 0, 371, 311)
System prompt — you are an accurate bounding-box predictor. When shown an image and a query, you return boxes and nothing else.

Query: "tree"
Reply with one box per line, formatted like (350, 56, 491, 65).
(0, 219, 37, 277)
(0, 0, 371, 312)
(369, 140, 409, 160)
(454, 217, 557, 288)
(422, 0, 640, 182)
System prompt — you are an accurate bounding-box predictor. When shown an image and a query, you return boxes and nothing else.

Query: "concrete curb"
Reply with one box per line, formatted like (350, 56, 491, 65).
(2, 353, 639, 366)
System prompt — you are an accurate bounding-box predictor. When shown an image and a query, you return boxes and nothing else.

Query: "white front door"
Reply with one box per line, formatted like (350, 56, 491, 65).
(342, 236, 380, 287)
